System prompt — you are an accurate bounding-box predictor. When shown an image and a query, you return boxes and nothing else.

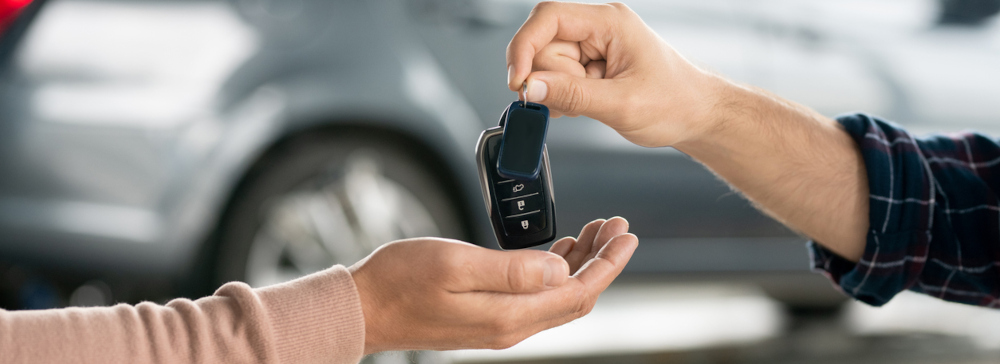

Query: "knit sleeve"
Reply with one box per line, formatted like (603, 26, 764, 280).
(0, 265, 365, 364)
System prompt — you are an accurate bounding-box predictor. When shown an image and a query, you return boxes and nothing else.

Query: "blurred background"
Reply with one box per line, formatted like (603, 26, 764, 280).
(1, 0, 999, 363)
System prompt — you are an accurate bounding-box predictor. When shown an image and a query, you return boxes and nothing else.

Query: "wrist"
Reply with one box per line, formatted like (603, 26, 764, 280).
(671, 72, 746, 150)
(348, 265, 386, 356)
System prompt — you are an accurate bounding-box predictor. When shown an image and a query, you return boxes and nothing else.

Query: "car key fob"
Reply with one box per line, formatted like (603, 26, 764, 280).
(496, 100, 550, 180)
(475, 102, 557, 250)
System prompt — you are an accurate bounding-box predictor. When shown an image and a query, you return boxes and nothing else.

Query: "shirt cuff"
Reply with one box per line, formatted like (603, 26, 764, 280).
(808, 229, 929, 306)
(806, 113, 933, 306)
(256, 265, 365, 364)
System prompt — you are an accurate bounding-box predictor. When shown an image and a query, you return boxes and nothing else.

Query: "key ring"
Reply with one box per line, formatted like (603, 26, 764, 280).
(521, 82, 527, 107)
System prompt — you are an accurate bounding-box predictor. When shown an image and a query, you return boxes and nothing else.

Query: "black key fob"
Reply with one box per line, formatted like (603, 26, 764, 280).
(497, 101, 550, 180)
(476, 102, 557, 250)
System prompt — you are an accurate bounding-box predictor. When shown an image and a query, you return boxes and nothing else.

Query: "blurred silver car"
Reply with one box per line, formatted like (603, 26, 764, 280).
(1, 0, 998, 308)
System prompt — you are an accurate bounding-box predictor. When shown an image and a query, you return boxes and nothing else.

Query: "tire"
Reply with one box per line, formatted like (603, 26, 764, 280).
(214, 132, 465, 363)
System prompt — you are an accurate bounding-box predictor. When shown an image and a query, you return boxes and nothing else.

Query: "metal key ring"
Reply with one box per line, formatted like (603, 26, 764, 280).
(522, 82, 527, 107)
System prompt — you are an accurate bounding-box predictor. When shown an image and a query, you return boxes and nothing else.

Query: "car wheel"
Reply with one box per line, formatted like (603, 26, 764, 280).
(214, 132, 465, 363)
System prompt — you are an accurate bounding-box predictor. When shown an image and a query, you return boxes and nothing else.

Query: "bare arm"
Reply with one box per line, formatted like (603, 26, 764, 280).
(675, 82, 869, 261)
(506, 1, 868, 261)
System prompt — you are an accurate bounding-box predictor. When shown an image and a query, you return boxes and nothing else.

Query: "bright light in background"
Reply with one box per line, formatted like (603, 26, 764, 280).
(448, 283, 1000, 362)
(17, 1, 258, 128)
(846, 291, 1000, 350)
(449, 283, 785, 362)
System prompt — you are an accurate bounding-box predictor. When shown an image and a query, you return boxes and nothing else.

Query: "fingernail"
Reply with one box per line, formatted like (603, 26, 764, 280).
(543, 257, 564, 287)
(526, 79, 547, 102)
(507, 65, 515, 88)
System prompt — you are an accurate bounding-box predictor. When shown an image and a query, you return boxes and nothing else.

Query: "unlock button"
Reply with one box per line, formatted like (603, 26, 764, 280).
(502, 194, 542, 216)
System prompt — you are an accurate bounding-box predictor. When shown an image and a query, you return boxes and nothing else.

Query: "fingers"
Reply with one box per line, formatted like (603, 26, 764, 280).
(507, 2, 624, 90)
(549, 237, 576, 257)
(533, 40, 586, 75)
(574, 233, 638, 294)
(530, 40, 604, 119)
(458, 230, 638, 349)
(563, 219, 605, 273)
(585, 216, 630, 261)
(486, 233, 638, 339)
(585, 60, 607, 79)
(450, 245, 570, 293)
(524, 70, 623, 120)
(459, 279, 585, 350)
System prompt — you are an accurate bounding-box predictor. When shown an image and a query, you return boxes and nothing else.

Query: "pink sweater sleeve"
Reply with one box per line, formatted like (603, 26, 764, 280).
(0, 265, 365, 364)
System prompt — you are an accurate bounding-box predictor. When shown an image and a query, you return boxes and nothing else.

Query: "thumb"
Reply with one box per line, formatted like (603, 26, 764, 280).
(525, 71, 620, 120)
(457, 248, 571, 293)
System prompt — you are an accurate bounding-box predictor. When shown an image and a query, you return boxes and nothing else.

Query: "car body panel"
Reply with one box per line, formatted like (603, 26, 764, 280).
(0, 0, 491, 275)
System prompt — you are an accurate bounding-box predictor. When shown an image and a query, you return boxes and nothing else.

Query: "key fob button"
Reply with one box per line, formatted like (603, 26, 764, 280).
(503, 209, 546, 235)
(496, 179, 541, 200)
(501, 193, 543, 216)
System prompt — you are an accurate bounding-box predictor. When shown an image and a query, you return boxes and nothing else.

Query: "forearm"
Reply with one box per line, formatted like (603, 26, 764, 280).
(0, 266, 364, 364)
(674, 77, 869, 261)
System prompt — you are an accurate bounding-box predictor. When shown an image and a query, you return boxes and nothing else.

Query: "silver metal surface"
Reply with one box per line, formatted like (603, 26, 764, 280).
(542, 144, 554, 203)
(474, 127, 503, 217)
(245, 152, 442, 288)
(522, 82, 527, 107)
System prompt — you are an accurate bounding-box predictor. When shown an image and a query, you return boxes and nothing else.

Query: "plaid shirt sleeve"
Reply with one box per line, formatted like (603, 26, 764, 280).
(808, 113, 1000, 308)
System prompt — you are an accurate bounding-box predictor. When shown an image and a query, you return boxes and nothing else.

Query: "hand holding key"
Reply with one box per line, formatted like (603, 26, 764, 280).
(506, 1, 726, 149)
(507, 2, 870, 264)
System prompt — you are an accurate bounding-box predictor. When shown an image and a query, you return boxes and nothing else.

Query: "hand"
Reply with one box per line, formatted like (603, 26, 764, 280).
(506, 2, 869, 261)
(506, 1, 727, 148)
(348, 217, 637, 354)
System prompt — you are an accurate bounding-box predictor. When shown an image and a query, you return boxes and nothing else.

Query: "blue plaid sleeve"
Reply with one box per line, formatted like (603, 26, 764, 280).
(808, 113, 1000, 307)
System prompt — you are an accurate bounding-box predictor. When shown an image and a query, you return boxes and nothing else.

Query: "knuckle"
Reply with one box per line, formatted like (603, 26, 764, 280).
(564, 80, 589, 114)
(533, 1, 556, 13)
(607, 2, 636, 18)
(532, 54, 555, 72)
(505, 258, 530, 291)
(597, 2, 620, 19)
(608, 2, 629, 11)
